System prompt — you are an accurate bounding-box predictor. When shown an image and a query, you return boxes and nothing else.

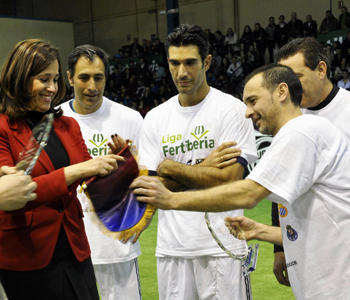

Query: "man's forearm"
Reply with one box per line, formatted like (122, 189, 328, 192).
(158, 176, 188, 192)
(158, 160, 244, 189)
(171, 179, 269, 212)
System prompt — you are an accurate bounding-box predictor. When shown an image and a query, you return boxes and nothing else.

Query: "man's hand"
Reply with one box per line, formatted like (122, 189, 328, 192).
(273, 252, 291, 286)
(198, 141, 241, 169)
(0, 171, 37, 211)
(130, 176, 175, 210)
(224, 215, 260, 241)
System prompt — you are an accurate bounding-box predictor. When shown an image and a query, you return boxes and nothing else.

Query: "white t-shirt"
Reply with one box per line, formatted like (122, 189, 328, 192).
(302, 87, 350, 141)
(61, 97, 143, 264)
(248, 115, 350, 300)
(139, 87, 257, 257)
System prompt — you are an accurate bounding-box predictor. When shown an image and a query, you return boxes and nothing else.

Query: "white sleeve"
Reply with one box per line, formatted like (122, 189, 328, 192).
(131, 112, 144, 148)
(247, 130, 328, 205)
(219, 100, 257, 164)
(138, 114, 162, 172)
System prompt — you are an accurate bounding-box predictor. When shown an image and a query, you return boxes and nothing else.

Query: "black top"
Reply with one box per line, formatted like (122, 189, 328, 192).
(25, 110, 69, 170)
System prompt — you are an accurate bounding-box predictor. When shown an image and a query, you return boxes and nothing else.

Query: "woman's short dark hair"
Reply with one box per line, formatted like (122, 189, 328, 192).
(0, 39, 65, 124)
(165, 24, 209, 64)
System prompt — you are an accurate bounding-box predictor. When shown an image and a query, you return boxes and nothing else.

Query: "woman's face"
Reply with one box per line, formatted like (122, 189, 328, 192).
(27, 60, 59, 113)
(245, 26, 250, 33)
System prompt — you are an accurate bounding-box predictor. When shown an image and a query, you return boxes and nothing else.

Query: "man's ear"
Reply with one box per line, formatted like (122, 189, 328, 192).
(277, 82, 289, 102)
(67, 71, 74, 86)
(204, 55, 212, 71)
(317, 61, 327, 80)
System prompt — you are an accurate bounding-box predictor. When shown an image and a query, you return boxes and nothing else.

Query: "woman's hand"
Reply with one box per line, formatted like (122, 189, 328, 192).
(64, 154, 126, 186)
(108, 134, 126, 155)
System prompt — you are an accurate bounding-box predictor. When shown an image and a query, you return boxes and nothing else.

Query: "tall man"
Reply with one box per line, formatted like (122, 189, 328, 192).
(61, 45, 143, 300)
(272, 37, 350, 286)
(131, 64, 350, 300)
(138, 24, 257, 299)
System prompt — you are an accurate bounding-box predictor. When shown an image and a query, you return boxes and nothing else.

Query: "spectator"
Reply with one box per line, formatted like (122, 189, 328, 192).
(128, 60, 138, 76)
(153, 38, 165, 56)
(120, 67, 131, 86)
(287, 12, 304, 39)
(147, 39, 155, 55)
(324, 43, 334, 67)
(214, 72, 230, 92)
(129, 37, 143, 57)
(224, 27, 240, 57)
(141, 39, 150, 55)
(154, 62, 166, 82)
(209, 58, 220, 76)
(265, 16, 276, 63)
(274, 15, 288, 48)
(114, 49, 124, 59)
(333, 46, 350, 67)
(141, 86, 157, 109)
(206, 69, 216, 86)
(214, 30, 226, 56)
(240, 25, 254, 54)
(333, 57, 349, 82)
(252, 23, 267, 64)
(138, 57, 149, 77)
(337, 69, 350, 89)
(227, 56, 244, 82)
(205, 28, 216, 51)
(303, 14, 318, 38)
(219, 56, 231, 74)
(110, 66, 121, 88)
(320, 10, 339, 33)
(211, 49, 222, 67)
(342, 31, 350, 53)
(339, 6, 350, 29)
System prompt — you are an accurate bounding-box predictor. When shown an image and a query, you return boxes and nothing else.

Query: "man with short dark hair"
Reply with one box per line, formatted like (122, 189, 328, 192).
(131, 64, 350, 300)
(320, 10, 339, 33)
(273, 37, 350, 286)
(303, 14, 317, 38)
(61, 44, 144, 300)
(287, 12, 304, 39)
(339, 6, 350, 29)
(138, 24, 257, 300)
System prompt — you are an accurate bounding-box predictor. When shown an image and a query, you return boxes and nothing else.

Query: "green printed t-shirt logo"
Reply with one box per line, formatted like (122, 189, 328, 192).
(162, 125, 214, 157)
(88, 133, 108, 157)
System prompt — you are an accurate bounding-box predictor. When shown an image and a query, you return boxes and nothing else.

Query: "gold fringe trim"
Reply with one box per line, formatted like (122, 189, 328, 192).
(80, 143, 156, 241)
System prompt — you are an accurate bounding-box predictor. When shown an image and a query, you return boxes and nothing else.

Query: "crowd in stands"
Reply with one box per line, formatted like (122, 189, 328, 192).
(65, 7, 350, 116)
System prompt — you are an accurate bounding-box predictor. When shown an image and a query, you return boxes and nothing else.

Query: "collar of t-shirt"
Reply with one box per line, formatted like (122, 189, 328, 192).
(307, 85, 339, 111)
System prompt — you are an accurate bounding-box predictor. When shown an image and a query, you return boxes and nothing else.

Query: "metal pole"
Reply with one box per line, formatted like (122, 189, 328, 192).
(88, 0, 94, 44)
(135, 0, 139, 38)
(155, 0, 159, 38)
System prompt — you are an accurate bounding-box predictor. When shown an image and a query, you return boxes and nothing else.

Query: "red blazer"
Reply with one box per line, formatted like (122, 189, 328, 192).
(0, 114, 92, 271)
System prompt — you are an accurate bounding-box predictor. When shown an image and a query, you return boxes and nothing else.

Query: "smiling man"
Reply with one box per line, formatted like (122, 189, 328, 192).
(138, 24, 257, 300)
(271, 37, 350, 287)
(61, 45, 143, 300)
(132, 64, 350, 300)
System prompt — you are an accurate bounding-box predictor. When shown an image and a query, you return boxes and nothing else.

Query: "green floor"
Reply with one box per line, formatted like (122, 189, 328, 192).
(138, 199, 295, 300)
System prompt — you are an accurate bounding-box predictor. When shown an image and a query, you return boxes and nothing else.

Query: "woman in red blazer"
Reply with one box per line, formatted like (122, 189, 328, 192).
(0, 40, 123, 300)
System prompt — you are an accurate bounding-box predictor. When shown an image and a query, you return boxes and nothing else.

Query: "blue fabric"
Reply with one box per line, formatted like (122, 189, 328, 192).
(85, 146, 148, 232)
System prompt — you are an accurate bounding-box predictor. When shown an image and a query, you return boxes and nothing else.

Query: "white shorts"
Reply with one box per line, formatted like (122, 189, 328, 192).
(157, 256, 251, 300)
(94, 259, 142, 300)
